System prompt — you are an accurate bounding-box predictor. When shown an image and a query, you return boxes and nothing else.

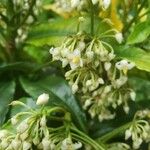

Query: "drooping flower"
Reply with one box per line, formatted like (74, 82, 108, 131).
(115, 32, 123, 44)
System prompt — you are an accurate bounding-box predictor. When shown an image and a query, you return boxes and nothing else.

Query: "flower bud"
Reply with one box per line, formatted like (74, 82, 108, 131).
(0, 130, 8, 139)
(115, 32, 123, 44)
(11, 139, 22, 149)
(104, 62, 111, 71)
(1, 139, 9, 149)
(17, 120, 29, 134)
(11, 116, 18, 125)
(72, 84, 78, 94)
(130, 91, 136, 101)
(40, 116, 47, 127)
(23, 141, 31, 150)
(125, 129, 132, 140)
(36, 93, 49, 105)
(102, 0, 111, 9)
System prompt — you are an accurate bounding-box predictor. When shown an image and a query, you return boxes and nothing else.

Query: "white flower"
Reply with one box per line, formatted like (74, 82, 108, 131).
(42, 138, 51, 150)
(72, 83, 78, 94)
(26, 15, 34, 24)
(83, 99, 92, 109)
(103, 85, 111, 93)
(68, 49, 83, 70)
(133, 138, 142, 149)
(123, 106, 129, 114)
(50, 47, 61, 60)
(1, 139, 9, 149)
(17, 120, 29, 134)
(86, 51, 94, 60)
(104, 62, 111, 71)
(73, 142, 82, 149)
(98, 78, 104, 84)
(71, 0, 80, 8)
(130, 91, 136, 101)
(36, 93, 49, 105)
(115, 32, 123, 44)
(92, 0, 98, 5)
(125, 129, 132, 140)
(17, 28, 23, 36)
(61, 138, 82, 150)
(40, 115, 47, 127)
(11, 116, 18, 125)
(115, 60, 135, 73)
(114, 76, 128, 88)
(11, 139, 22, 149)
(102, 0, 111, 9)
(86, 80, 92, 87)
(0, 130, 8, 139)
(23, 141, 32, 150)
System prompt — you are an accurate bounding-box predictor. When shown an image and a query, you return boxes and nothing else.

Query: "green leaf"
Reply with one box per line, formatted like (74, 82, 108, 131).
(127, 21, 150, 44)
(27, 17, 77, 46)
(20, 76, 87, 132)
(27, 16, 104, 47)
(0, 62, 39, 73)
(10, 97, 36, 117)
(115, 46, 150, 72)
(0, 80, 15, 125)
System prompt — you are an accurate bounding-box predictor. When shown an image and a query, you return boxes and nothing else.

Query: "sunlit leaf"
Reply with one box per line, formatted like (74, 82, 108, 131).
(127, 21, 150, 44)
(115, 46, 150, 72)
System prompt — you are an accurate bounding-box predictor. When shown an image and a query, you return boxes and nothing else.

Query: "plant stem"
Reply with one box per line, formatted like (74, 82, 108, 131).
(96, 122, 132, 143)
(88, 0, 94, 36)
(71, 127, 106, 150)
(123, 0, 146, 33)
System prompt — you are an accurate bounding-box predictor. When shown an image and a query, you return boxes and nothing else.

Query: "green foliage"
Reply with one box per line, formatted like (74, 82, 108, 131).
(115, 46, 150, 72)
(20, 76, 87, 132)
(127, 21, 150, 44)
(0, 81, 15, 125)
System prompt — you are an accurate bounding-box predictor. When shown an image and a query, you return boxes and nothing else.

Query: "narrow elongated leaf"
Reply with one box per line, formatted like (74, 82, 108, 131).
(0, 62, 40, 73)
(115, 46, 150, 72)
(20, 76, 87, 132)
(0, 80, 15, 125)
(127, 21, 150, 44)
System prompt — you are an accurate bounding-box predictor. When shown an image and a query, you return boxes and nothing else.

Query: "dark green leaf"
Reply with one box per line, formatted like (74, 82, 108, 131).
(0, 80, 15, 125)
(127, 21, 150, 44)
(20, 76, 87, 132)
(0, 62, 39, 73)
(115, 46, 150, 72)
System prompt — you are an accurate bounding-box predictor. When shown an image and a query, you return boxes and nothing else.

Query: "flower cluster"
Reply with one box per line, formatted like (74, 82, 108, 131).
(50, 31, 135, 121)
(0, 93, 102, 150)
(125, 110, 150, 149)
(13, 0, 42, 45)
(52, 0, 111, 13)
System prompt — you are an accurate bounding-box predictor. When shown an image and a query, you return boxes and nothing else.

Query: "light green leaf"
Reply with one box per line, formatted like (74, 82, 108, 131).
(0, 81, 15, 125)
(127, 21, 150, 44)
(26, 17, 77, 46)
(115, 46, 150, 72)
(20, 76, 87, 132)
